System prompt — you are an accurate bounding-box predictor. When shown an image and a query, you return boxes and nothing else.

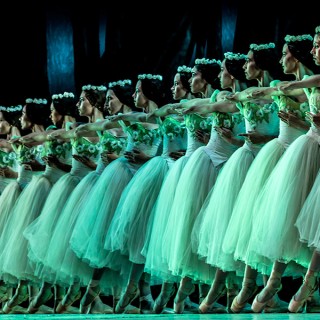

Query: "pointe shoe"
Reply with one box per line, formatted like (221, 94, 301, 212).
(90, 296, 113, 314)
(139, 293, 155, 314)
(198, 286, 227, 314)
(199, 296, 228, 314)
(79, 286, 100, 314)
(153, 286, 175, 314)
(113, 296, 120, 313)
(306, 289, 320, 313)
(55, 290, 81, 314)
(79, 302, 91, 314)
(53, 298, 62, 314)
(231, 283, 258, 313)
(114, 286, 140, 314)
(251, 283, 282, 313)
(27, 289, 53, 314)
(288, 277, 318, 313)
(0, 286, 9, 303)
(173, 283, 195, 314)
(226, 285, 239, 311)
(184, 296, 199, 312)
(264, 294, 288, 313)
(2, 285, 29, 314)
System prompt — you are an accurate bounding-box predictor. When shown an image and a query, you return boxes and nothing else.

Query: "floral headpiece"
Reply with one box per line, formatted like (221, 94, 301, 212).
(138, 74, 163, 81)
(82, 85, 107, 91)
(250, 43, 275, 51)
(25, 98, 48, 105)
(177, 65, 192, 73)
(284, 34, 313, 43)
(315, 26, 320, 34)
(108, 79, 132, 88)
(224, 52, 247, 60)
(52, 92, 75, 100)
(195, 58, 221, 66)
(0, 105, 23, 112)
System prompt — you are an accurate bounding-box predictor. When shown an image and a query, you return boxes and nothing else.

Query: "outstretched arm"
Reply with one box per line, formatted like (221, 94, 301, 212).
(279, 75, 320, 91)
(247, 82, 304, 99)
(107, 112, 158, 123)
(183, 100, 238, 115)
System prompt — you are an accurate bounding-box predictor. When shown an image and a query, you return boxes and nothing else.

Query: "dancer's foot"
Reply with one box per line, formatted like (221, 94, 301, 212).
(251, 271, 282, 313)
(3, 284, 28, 314)
(288, 274, 318, 313)
(55, 287, 81, 314)
(90, 296, 113, 314)
(264, 293, 288, 313)
(173, 282, 195, 314)
(114, 284, 140, 314)
(27, 286, 53, 314)
(79, 283, 100, 314)
(231, 279, 258, 313)
(139, 293, 154, 314)
(198, 283, 227, 314)
(153, 284, 175, 314)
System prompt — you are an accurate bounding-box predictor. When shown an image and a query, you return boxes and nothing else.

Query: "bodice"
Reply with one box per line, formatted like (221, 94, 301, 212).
(160, 116, 187, 156)
(124, 122, 162, 157)
(184, 113, 212, 156)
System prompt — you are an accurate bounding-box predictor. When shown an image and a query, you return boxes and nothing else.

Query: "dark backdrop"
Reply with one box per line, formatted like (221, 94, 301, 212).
(0, 1, 319, 105)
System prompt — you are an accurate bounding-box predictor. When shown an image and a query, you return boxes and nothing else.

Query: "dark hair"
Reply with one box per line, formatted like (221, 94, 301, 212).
(251, 46, 283, 80)
(225, 54, 248, 82)
(0, 106, 22, 128)
(83, 87, 107, 113)
(178, 70, 192, 93)
(52, 94, 77, 118)
(285, 35, 316, 72)
(194, 61, 221, 88)
(108, 81, 135, 110)
(139, 77, 166, 106)
(25, 100, 50, 127)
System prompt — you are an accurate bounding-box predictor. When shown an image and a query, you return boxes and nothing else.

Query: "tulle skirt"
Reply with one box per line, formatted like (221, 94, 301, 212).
(0, 177, 14, 195)
(38, 169, 101, 287)
(223, 139, 285, 267)
(24, 172, 83, 266)
(0, 181, 22, 236)
(70, 157, 135, 270)
(105, 156, 169, 265)
(162, 147, 220, 283)
(0, 168, 35, 283)
(193, 144, 255, 274)
(143, 156, 189, 283)
(295, 170, 320, 251)
(249, 130, 320, 270)
(0, 166, 65, 283)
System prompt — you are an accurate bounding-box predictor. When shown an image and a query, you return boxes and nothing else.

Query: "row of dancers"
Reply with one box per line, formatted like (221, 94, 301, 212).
(0, 25, 320, 315)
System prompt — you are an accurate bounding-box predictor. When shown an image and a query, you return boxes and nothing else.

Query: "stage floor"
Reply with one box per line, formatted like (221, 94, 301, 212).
(0, 307, 317, 320)
(0, 313, 318, 319)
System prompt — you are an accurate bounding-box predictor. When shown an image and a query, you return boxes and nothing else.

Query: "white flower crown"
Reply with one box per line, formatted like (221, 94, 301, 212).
(315, 26, 320, 34)
(108, 79, 132, 88)
(250, 43, 275, 51)
(177, 65, 192, 73)
(52, 92, 75, 100)
(138, 74, 163, 81)
(224, 52, 247, 60)
(0, 105, 23, 112)
(82, 85, 107, 91)
(195, 58, 222, 66)
(284, 34, 313, 43)
(25, 98, 48, 105)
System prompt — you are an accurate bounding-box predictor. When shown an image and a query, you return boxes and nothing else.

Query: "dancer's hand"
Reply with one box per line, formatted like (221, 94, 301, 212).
(306, 112, 320, 129)
(195, 130, 210, 144)
(169, 150, 186, 160)
(73, 155, 97, 170)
